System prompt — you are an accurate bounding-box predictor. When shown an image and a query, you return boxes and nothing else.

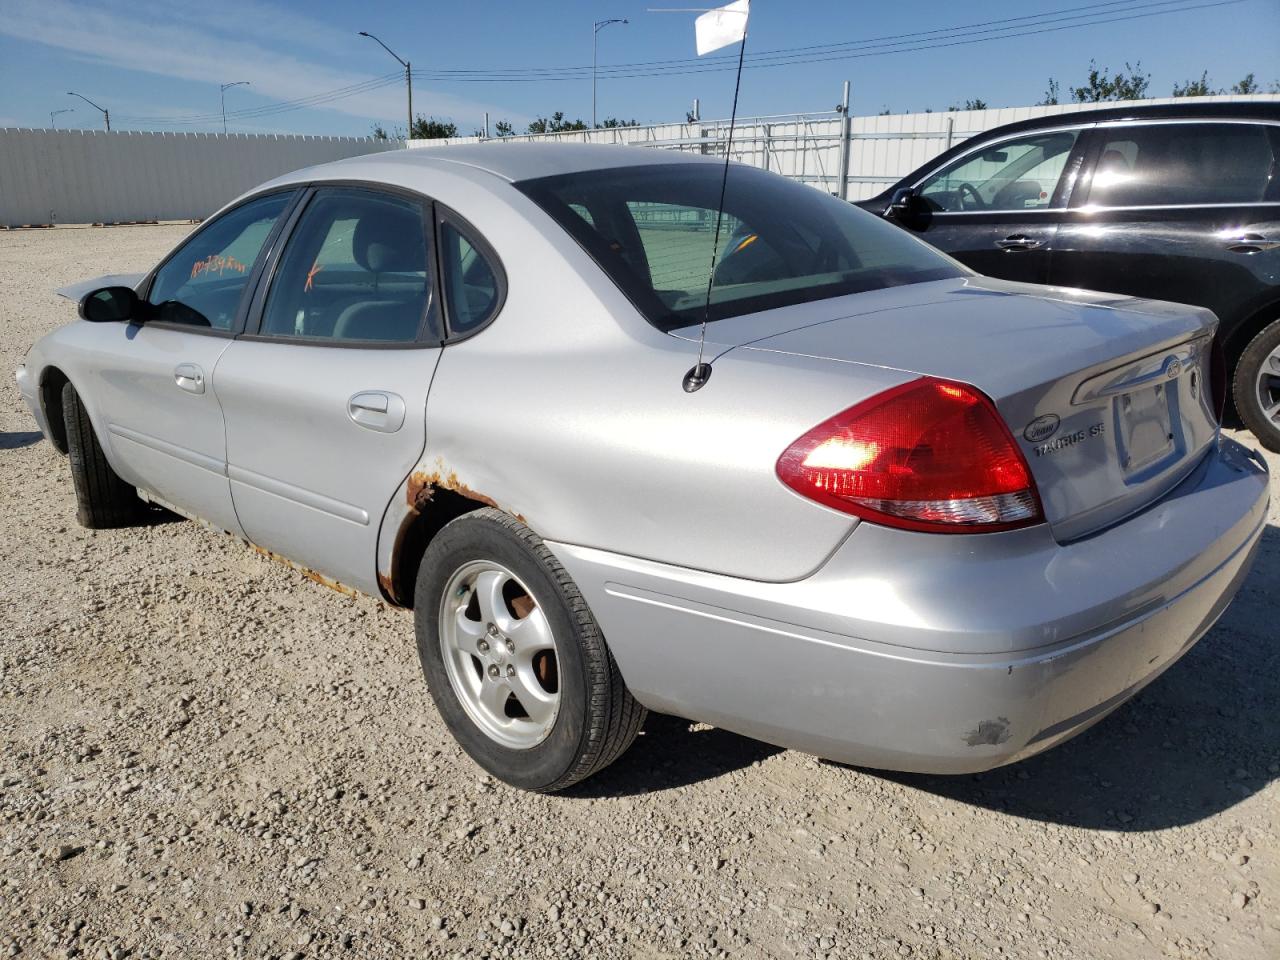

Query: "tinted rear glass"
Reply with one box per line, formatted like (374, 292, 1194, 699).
(1086, 122, 1278, 207)
(517, 163, 963, 330)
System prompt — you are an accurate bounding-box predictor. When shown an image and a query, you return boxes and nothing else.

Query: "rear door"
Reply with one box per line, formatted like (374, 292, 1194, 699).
(1049, 120, 1280, 331)
(897, 125, 1089, 282)
(90, 190, 295, 534)
(213, 186, 443, 595)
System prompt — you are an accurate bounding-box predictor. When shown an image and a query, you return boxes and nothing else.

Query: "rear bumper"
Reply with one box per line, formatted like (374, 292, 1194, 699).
(548, 435, 1269, 773)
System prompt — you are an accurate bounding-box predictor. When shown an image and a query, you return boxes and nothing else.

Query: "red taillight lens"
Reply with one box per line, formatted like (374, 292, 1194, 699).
(776, 377, 1044, 533)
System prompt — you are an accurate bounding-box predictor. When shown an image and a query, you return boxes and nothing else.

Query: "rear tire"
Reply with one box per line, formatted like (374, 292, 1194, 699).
(61, 382, 144, 528)
(1233, 318, 1280, 453)
(414, 508, 645, 792)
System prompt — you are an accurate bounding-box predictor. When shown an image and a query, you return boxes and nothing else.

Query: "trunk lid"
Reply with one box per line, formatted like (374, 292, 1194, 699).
(683, 276, 1219, 541)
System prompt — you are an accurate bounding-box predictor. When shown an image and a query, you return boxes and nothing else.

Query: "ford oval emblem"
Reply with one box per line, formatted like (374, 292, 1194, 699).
(1024, 414, 1061, 443)
(1166, 358, 1182, 379)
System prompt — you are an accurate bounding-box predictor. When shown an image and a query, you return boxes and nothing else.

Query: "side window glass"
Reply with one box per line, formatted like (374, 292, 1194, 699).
(1086, 123, 1275, 207)
(439, 220, 501, 335)
(147, 192, 291, 329)
(919, 130, 1080, 212)
(260, 190, 432, 343)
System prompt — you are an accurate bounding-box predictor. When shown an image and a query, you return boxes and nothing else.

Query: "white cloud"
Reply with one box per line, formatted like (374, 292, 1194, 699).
(2, 0, 519, 128)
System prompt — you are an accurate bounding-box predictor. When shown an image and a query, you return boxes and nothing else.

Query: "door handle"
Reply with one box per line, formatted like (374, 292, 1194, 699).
(1224, 233, 1280, 254)
(994, 234, 1043, 251)
(348, 391, 405, 433)
(174, 363, 205, 395)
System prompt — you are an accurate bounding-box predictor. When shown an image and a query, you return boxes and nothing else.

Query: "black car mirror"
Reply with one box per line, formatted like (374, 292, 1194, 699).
(980, 149, 1008, 163)
(887, 187, 920, 217)
(78, 286, 141, 323)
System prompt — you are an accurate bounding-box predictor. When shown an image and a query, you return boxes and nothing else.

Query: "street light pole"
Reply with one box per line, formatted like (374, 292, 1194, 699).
(50, 108, 73, 129)
(67, 92, 109, 131)
(220, 81, 251, 135)
(359, 31, 411, 139)
(592, 18, 628, 130)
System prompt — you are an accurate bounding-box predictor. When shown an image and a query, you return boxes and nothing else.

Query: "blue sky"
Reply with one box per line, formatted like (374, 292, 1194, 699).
(0, 0, 1276, 136)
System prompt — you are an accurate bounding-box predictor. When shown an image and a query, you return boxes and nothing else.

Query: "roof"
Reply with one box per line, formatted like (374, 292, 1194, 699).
(972, 99, 1280, 134)
(296, 141, 724, 185)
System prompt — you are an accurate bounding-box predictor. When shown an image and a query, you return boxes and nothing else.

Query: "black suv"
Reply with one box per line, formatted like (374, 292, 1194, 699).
(859, 102, 1280, 450)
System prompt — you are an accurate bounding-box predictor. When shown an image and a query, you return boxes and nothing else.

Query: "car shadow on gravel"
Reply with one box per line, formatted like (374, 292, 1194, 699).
(0, 430, 43, 449)
(865, 524, 1280, 831)
(564, 713, 783, 798)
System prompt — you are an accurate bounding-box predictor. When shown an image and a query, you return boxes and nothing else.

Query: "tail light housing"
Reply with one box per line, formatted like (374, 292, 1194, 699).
(776, 377, 1044, 534)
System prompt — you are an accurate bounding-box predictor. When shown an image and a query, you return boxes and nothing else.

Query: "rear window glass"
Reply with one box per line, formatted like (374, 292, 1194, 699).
(517, 163, 963, 331)
(1086, 123, 1278, 207)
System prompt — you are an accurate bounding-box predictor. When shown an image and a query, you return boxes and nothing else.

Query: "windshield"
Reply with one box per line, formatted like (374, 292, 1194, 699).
(517, 163, 965, 331)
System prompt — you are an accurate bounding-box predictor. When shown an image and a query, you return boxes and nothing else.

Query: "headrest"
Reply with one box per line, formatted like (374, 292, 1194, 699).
(1098, 150, 1131, 174)
(352, 205, 424, 273)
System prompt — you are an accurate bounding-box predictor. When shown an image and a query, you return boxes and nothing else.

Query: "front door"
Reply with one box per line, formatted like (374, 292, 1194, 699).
(896, 126, 1089, 283)
(214, 186, 443, 595)
(92, 190, 295, 534)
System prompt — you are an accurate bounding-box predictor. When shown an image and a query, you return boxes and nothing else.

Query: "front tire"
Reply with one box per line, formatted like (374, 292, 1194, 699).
(413, 509, 645, 792)
(1233, 318, 1280, 452)
(61, 382, 144, 528)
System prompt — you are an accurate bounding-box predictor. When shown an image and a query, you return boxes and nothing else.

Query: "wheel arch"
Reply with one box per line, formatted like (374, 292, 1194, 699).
(38, 365, 71, 454)
(379, 485, 500, 609)
(1222, 295, 1280, 376)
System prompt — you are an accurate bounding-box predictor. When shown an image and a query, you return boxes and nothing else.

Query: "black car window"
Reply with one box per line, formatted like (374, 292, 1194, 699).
(518, 163, 962, 331)
(439, 220, 502, 335)
(917, 130, 1081, 213)
(147, 192, 292, 330)
(1085, 122, 1276, 207)
(260, 189, 434, 344)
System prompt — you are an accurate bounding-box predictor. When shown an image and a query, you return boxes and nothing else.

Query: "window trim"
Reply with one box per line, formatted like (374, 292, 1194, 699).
(239, 181, 444, 351)
(434, 202, 509, 344)
(1071, 119, 1280, 212)
(909, 123, 1094, 216)
(137, 187, 303, 338)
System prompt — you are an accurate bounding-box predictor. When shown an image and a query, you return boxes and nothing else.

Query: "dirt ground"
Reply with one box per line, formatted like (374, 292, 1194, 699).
(1, 224, 1277, 960)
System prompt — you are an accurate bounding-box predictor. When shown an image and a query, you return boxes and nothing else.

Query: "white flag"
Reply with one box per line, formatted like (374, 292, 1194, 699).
(695, 0, 749, 56)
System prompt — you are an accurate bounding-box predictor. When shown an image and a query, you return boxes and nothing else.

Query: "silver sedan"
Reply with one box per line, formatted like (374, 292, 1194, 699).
(15, 144, 1270, 791)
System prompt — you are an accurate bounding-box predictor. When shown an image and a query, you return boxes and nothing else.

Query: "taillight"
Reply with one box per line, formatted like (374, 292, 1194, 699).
(776, 377, 1044, 533)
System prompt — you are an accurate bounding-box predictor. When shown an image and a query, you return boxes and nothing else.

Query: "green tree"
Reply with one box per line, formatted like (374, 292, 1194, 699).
(949, 98, 988, 111)
(410, 115, 458, 140)
(1172, 71, 1215, 97)
(1070, 61, 1150, 102)
(1038, 79, 1061, 106)
(1231, 73, 1259, 94)
(371, 124, 390, 141)
(493, 119, 514, 137)
(599, 117, 639, 128)
(527, 112, 589, 134)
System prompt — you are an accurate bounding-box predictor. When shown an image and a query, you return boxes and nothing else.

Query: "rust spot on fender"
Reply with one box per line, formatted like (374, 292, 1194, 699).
(404, 467, 520, 520)
(377, 571, 395, 598)
(963, 717, 1011, 747)
(250, 543, 359, 598)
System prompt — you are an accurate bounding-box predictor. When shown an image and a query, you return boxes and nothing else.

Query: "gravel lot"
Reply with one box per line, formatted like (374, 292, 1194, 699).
(2, 224, 1277, 960)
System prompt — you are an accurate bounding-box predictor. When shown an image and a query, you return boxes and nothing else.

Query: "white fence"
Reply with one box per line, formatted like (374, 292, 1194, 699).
(0, 130, 403, 227)
(410, 93, 1280, 201)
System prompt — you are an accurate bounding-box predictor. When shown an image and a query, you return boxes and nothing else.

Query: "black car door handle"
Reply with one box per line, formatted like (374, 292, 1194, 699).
(995, 235, 1043, 251)
(1225, 233, 1280, 254)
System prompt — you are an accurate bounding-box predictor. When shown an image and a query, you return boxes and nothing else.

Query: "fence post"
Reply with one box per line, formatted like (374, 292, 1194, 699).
(836, 81, 852, 200)
(762, 123, 771, 171)
(945, 115, 954, 151)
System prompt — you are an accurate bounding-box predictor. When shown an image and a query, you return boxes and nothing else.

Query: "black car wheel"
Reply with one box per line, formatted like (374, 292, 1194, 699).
(61, 382, 146, 528)
(1233, 318, 1280, 453)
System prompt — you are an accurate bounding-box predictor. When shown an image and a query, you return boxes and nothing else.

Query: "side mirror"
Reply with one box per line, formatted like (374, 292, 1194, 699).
(78, 286, 141, 323)
(887, 187, 920, 218)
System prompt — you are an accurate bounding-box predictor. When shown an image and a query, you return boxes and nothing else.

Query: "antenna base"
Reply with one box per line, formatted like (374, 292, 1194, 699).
(682, 362, 713, 393)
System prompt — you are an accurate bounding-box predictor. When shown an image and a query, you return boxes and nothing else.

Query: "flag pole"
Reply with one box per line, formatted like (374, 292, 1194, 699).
(683, 7, 748, 393)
